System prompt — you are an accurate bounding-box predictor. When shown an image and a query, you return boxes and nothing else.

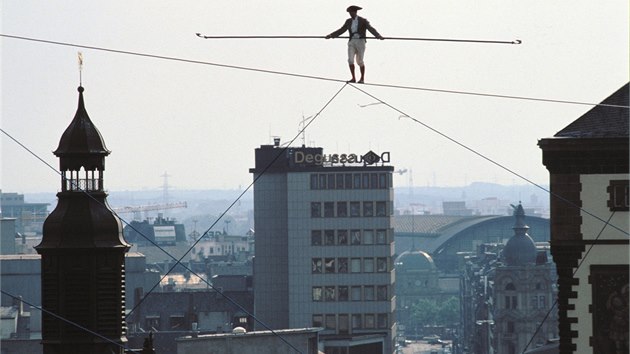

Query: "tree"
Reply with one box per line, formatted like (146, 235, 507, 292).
(409, 296, 460, 328)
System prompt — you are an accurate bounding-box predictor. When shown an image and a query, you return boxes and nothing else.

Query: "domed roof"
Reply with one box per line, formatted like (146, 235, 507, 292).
(54, 86, 110, 171)
(502, 203, 537, 266)
(395, 250, 436, 271)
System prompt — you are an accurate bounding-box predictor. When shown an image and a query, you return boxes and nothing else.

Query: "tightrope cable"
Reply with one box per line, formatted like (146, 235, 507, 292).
(1, 34, 627, 109)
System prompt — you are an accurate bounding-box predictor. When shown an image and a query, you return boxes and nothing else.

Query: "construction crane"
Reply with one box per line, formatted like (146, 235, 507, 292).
(112, 201, 187, 221)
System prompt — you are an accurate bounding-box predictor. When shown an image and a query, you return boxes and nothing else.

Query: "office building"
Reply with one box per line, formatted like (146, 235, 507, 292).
(250, 143, 396, 354)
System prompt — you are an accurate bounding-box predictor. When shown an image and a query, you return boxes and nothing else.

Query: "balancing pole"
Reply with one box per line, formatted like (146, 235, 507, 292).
(195, 33, 521, 45)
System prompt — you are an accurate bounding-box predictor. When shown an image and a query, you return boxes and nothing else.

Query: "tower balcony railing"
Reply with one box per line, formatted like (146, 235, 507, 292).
(63, 178, 102, 192)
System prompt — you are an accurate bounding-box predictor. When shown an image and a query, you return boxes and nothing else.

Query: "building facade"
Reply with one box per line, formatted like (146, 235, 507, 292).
(251, 143, 396, 354)
(493, 204, 558, 354)
(539, 83, 629, 353)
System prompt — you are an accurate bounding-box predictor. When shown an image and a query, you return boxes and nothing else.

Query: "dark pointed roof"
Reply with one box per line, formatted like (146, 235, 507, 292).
(555, 83, 629, 138)
(54, 86, 110, 157)
(54, 86, 110, 171)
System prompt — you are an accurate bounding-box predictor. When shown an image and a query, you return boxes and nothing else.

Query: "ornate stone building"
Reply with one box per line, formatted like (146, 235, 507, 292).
(493, 204, 557, 354)
(539, 82, 629, 353)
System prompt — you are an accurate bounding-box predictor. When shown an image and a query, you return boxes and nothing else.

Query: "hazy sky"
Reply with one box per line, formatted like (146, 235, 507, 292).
(2, 1, 628, 193)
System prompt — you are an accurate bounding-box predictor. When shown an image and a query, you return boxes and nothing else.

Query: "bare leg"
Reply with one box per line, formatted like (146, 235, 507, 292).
(358, 65, 365, 83)
(348, 64, 356, 83)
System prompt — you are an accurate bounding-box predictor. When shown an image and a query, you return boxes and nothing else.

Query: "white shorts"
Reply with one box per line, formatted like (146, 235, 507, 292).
(347, 38, 366, 66)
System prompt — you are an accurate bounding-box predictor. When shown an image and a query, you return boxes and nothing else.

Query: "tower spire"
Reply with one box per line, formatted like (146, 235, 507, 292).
(37, 85, 130, 354)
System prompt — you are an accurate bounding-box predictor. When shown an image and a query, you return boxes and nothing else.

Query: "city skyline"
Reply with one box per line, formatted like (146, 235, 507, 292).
(2, 1, 628, 193)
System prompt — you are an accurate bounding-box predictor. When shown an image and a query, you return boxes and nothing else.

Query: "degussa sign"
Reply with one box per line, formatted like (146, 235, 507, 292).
(294, 150, 390, 166)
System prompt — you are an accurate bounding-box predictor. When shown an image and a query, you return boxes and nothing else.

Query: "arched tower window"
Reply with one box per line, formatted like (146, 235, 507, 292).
(62, 167, 103, 192)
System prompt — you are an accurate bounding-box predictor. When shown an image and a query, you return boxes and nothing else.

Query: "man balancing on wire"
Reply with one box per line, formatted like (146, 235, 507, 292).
(326, 5, 384, 84)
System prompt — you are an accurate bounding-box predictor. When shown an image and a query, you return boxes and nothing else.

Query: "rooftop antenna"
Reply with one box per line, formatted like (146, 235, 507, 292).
(77, 52, 83, 85)
(300, 114, 314, 147)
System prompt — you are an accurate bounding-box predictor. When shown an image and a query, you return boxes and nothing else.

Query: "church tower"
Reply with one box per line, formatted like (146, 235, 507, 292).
(36, 86, 130, 354)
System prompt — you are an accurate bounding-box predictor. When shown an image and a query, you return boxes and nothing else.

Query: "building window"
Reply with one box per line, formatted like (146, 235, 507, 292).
(325, 230, 335, 245)
(311, 202, 321, 218)
(169, 315, 185, 330)
(325, 286, 336, 301)
(351, 258, 361, 273)
(364, 314, 375, 328)
(531, 295, 538, 309)
(335, 174, 345, 189)
(319, 174, 327, 189)
(145, 316, 160, 331)
(505, 295, 518, 309)
(369, 173, 377, 188)
(351, 230, 361, 245)
(352, 314, 362, 329)
(377, 313, 388, 329)
(311, 230, 322, 246)
(363, 258, 375, 273)
(324, 202, 335, 217)
(363, 230, 374, 244)
(608, 180, 629, 211)
(313, 287, 323, 301)
(364, 286, 375, 301)
(363, 201, 374, 217)
(376, 257, 388, 272)
(376, 229, 387, 244)
(344, 173, 353, 189)
(507, 321, 515, 333)
(312, 258, 322, 273)
(337, 230, 348, 245)
(378, 173, 388, 189)
(313, 314, 323, 327)
(353, 174, 362, 189)
(350, 202, 361, 217)
(328, 174, 336, 190)
(310, 174, 318, 189)
(338, 258, 348, 273)
(351, 286, 362, 301)
(539, 295, 546, 309)
(377, 285, 388, 301)
(339, 314, 349, 334)
(376, 201, 387, 216)
(505, 282, 516, 291)
(337, 202, 348, 217)
(362, 173, 370, 189)
(325, 258, 336, 273)
(338, 286, 349, 301)
(325, 315, 336, 330)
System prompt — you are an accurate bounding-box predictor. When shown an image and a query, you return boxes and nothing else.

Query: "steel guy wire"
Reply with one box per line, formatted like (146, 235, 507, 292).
(347, 83, 630, 237)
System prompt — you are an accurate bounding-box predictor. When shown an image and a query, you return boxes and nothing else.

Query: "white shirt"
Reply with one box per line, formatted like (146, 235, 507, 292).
(350, 17, 359, 38)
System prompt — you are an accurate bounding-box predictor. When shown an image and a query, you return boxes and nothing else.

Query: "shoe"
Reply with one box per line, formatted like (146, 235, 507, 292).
(357, 79, 364, 84)
(347, 78, 356, 83)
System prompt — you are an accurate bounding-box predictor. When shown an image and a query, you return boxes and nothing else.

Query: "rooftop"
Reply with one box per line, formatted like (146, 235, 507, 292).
(555, 83, 629, 138)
